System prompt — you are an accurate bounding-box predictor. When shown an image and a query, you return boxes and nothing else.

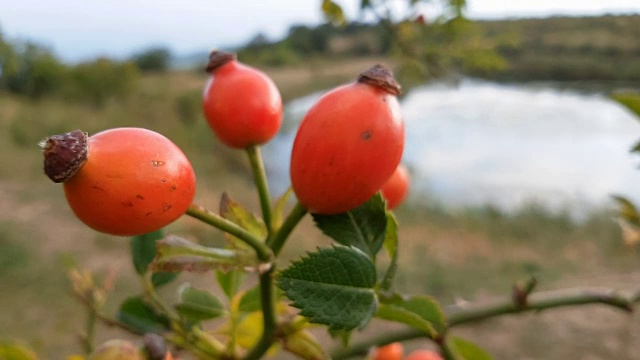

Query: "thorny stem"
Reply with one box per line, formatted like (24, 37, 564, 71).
(268, 201, 308, 256)
(246, 145, 274, 235)
(330, 286, 638, 359)
(186, 203, 272, 261)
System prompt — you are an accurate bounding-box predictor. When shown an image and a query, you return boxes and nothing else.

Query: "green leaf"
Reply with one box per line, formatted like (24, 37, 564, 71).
(322, 0, 346, 25)
(0, 341, 38, 360)
(328, 329, 352, 348)
(448, 337, 494, 360)
(376, 294, 447, 338)
(313, 194, 387, 258)
(151, 272, 179, 288)
(611, 195, 640, 226)
(631, 139, 640, 153)
(238, 286, 262, 313)
(277, 246, 377, 331)
(150, 235, 263, 273)
(175, 285, 225, 323)
(380, 212, 399, 291)
(272, 188, 293, 231)
(131, 229, 164, 275)
(216, 269, 244, 299)
(220, 192, 267, 246)
(116, 297, 170, 334)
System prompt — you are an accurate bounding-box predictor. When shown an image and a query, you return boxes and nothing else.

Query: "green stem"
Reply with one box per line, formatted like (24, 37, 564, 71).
(268, 201, 308, 255)
(244, 268, 277, 360)
(330, 287, 636, 359)
(82, 307, 97, 354)
(186, 203, 272, 261)
(246, 145, 273, 234)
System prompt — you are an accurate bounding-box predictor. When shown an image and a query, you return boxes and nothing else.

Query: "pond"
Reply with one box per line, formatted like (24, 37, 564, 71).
(262, 79, 640, 213)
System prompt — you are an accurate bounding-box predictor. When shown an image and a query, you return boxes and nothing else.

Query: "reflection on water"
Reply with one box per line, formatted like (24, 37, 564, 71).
(262, 79, 640, 212)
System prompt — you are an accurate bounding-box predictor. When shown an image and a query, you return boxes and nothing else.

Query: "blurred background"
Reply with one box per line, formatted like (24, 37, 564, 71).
(2, 0, 640, 358)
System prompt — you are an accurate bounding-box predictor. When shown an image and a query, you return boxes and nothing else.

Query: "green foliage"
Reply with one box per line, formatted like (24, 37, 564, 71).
(611, 195, 640, 226)
(68, 58, 139, 107)
(131, 46, 171, 72)
(376, 294, 447, 338)
(611, 92, 640, 118)
(131, 230, 164, 275)
(175, 90, 202, 125)
(0, 341, 38, 360)
(175, 286, 225, 323)
(321, 0, 346, 25)
(151, 235, 262, 273)
(277, 246, 377, 330)
(216, 269, 244, 299)
(312, 194, 387, 258)
(219, 193, 267, 244)
(237, 286, 263, 313)
(0, 41, 67, 99)
(117, 297, 170, 334)
(448, 337, 494, 360)
(380, 213, 399, 291)
(131, 229, 179, 287)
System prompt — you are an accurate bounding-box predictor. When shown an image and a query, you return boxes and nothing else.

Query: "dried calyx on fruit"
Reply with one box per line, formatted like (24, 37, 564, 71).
(41, 129, 89, 183)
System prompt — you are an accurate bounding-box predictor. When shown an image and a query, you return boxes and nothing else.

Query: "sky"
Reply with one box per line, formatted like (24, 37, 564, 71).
(1, 0, 639, 63)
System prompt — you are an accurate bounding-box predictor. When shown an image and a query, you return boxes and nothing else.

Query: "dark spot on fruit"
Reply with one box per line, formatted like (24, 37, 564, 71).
(136, 194, 145, 200)
(146, 212, 152, 216)
(361, 130, 372, 140)
(162, 203, 172, 212)
(92, 185, 105, 191)
(170, 185, 177, 192)
(122, 200, 134, 207)
(161, 178, 167, 183)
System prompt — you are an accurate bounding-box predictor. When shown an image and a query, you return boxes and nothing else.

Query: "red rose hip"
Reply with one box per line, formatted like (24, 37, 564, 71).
(290, 65, 405, 214)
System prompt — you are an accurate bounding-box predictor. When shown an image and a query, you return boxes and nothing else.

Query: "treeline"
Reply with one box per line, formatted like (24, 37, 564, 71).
(237, 14, 640, 82)
(0, 28, 172, 106)
(238, 22, 392, 66)
(480, 15, 640, 81)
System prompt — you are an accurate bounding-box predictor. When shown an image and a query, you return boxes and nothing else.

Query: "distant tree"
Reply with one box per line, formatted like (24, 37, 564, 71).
(286, 24, 330, 54)
(0, 40, 67, 98)
(69, 58, 139, 107)
(131, 46, 172, 72)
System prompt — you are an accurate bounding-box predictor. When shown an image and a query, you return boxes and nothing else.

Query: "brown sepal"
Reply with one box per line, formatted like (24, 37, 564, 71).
(42, 129, 89, 183)
(205, 50, 237, 72)
(358, 64, 402, 96)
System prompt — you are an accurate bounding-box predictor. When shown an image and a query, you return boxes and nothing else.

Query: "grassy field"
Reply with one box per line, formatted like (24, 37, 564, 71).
(1, 62, 639, 359)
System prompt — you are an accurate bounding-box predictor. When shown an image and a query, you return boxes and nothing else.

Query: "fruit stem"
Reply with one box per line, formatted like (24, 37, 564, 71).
(268, 201, 308, 256)
(186, 203, 272, 261)
(246, 145, 274, 235)
(244, 267, 277, 360)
